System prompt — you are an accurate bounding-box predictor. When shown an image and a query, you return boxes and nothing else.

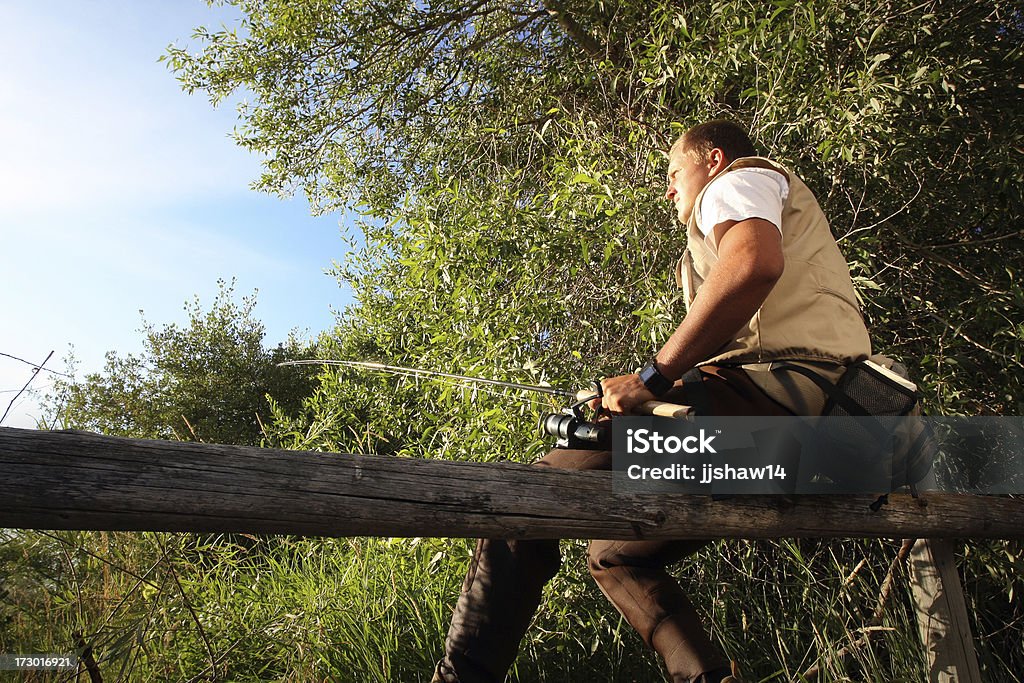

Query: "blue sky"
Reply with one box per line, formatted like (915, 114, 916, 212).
(0, 1, 353, 428)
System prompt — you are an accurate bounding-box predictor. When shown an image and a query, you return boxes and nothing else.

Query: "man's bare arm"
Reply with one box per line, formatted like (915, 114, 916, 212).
(598, 217, 784, 414)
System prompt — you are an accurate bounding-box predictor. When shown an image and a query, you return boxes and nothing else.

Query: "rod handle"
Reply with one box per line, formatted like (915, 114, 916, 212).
(574, 390, 692, 419)
(638, 400, 693, 419)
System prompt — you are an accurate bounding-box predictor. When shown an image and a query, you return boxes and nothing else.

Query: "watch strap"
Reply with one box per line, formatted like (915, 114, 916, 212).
(638, 361, 673, 397)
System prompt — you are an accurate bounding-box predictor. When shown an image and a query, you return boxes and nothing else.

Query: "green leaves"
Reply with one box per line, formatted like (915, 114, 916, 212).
(48, 280, 317, 446)
(162, 0, 1024, 425)
(17, 5, 1023, 681)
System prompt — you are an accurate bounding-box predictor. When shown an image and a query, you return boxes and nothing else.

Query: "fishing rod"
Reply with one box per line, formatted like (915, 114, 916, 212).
(278, 359, 577, 397)
(278, 359, 691, 449)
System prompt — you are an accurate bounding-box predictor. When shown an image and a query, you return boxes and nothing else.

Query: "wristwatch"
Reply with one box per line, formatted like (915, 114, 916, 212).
(638, 360, 673, 397)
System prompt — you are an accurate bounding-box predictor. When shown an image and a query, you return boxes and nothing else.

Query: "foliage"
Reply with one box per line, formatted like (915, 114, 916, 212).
(4, 533, 1009, 683)
(166, 0, 1024, 416)
(47, 280, 316, 446)
(5, 1, 1021, 681)
(5, 529, 979, 681)
(168, 0, 1024, 679)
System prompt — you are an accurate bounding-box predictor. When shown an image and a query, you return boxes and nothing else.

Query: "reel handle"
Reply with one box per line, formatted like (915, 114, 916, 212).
(574, 389, 692, 419)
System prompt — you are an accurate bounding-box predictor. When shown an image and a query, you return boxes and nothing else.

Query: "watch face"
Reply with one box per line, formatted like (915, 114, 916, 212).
(640, 364, 670, 395)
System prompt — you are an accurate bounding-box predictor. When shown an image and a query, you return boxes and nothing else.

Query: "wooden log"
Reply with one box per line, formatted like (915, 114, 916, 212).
(910, 539, 983, 682)
(1, 426, 1022, 540)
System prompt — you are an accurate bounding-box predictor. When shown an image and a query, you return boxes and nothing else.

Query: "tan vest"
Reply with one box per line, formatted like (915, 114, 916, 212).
(675, 156, 872, 368)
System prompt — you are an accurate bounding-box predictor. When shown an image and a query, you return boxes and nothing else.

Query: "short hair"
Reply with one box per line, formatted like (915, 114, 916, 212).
(671, 120, 758, 163)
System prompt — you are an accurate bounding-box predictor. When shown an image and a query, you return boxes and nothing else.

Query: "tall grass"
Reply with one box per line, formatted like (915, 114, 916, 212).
(3, 524, 1021, 681)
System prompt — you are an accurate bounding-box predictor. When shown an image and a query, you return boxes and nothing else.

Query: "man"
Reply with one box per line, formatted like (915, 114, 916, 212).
(432, 120, 871, 683)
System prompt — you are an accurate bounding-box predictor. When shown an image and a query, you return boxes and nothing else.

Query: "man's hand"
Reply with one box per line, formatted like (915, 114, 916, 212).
(590, 373, 657, 415)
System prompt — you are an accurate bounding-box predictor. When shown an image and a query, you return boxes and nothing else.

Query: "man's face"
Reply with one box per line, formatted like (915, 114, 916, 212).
(665, 141, 717, 224)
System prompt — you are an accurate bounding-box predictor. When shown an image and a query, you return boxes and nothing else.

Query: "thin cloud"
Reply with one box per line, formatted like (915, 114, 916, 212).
(0, 2, 257, 217)
(0, 2, 347, 431)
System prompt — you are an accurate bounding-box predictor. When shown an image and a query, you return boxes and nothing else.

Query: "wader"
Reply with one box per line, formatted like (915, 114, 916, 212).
(432, 366, 792, 683)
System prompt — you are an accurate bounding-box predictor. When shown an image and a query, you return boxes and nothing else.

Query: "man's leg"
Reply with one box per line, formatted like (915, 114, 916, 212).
(581, 366, 793, 682)
(433, 449, 612, 683)
(432, 537, 560, 683)
(435, 366, 788, 682)
(588, 539, 733, 683)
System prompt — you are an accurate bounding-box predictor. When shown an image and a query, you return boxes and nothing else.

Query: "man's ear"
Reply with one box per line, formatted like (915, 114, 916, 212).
(708, 148, 729, 175)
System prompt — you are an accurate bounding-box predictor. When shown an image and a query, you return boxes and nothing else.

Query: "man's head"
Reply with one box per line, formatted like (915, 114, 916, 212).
(665, 120, 758, 224)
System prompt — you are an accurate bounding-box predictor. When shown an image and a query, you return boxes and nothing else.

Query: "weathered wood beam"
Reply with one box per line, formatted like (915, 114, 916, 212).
(1, 427, 1021, 540)
(911, 539, 984, 682)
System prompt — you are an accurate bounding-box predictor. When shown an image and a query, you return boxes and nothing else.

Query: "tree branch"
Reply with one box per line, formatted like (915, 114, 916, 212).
(543, 0, 606, 63)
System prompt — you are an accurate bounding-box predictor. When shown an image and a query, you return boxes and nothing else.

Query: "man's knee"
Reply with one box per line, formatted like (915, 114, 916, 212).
(532, 447, 612, 471)
(588, 539, 711, 580)
(587, 539, 624, 581)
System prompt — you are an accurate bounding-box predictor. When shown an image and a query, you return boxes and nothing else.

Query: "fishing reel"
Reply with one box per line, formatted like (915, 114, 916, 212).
(538, 384, 610, 449)
(538, 380, 694, 448)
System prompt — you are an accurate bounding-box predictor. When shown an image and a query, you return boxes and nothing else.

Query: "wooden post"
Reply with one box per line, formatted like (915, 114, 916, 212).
(2, 427, 1024, 541)
(910, 539, 983, 682)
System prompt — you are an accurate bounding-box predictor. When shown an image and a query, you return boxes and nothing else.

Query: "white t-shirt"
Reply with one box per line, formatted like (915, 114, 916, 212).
(697, 168, 789, 246)
(695, 166, 833, 414)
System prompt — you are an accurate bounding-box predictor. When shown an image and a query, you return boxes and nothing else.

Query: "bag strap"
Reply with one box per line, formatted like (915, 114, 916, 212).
(680, 367, 713, 416)
(771, 362, 872, 417)
(773, 362, 921, 509)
